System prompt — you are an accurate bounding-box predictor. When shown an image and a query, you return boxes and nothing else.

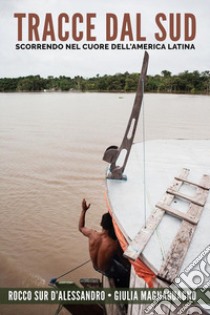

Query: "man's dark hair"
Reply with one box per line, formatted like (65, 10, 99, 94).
(101, 213, 117, 240)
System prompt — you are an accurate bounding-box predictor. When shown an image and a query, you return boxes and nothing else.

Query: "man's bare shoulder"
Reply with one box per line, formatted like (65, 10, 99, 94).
(80, 226, 101, 238)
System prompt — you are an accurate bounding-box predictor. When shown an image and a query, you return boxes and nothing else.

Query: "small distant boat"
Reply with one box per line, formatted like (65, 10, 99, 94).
(52, 52, 210, 315)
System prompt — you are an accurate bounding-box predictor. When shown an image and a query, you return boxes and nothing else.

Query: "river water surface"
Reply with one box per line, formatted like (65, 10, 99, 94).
(0, 92, 210, 314)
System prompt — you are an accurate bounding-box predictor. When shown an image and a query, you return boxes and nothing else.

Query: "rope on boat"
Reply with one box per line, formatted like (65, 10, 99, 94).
(54, 304, 63, 315)
(50, 259, 91, 284)
(142, 78, 147, 229)
(141, 79, 165, 260)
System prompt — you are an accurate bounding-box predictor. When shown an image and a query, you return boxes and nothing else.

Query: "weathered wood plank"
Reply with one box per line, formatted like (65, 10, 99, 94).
(167, 188, 207, 207)
(175, 175, 210, 190)
(158, 175, 208, 282)
(158, 220, 196, 282)
(123, 169, 190, 261)
(199, 174, 210, 189)
(123, 207, 165, 260)
(156, 202, 200, 225)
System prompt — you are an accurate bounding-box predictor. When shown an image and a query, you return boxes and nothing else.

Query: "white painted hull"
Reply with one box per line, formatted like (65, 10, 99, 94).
(106, 139, 210, 277)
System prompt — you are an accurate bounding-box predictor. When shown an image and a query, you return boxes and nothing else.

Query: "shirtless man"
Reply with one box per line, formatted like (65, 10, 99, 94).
(79, 199, 130, 287)
(79, 198, 119, 274)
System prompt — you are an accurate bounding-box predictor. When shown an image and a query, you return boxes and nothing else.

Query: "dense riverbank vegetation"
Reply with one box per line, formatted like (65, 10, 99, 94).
(0, 70, 210, 94)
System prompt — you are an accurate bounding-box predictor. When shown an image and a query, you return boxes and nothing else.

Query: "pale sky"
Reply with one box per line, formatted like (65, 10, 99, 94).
(0, 0, 209, 78)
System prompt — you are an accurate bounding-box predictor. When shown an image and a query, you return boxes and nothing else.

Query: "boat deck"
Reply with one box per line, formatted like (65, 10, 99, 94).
(106, 139, 210, 275)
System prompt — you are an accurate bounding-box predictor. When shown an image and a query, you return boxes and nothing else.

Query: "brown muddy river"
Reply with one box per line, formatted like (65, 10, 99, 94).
(0, 92, 210, 314)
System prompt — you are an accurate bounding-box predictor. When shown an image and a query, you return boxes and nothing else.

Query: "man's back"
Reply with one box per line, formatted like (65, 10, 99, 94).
(88, 230, 118, 272)
(79, 199, 129, 277)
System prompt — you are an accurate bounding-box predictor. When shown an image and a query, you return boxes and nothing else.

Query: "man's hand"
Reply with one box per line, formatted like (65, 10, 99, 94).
(79, 199, 92, 236)
(82, 198, 91, 211)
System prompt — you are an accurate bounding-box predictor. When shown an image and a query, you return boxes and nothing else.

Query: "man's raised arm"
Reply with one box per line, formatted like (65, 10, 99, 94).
(78, 198, 92, 237)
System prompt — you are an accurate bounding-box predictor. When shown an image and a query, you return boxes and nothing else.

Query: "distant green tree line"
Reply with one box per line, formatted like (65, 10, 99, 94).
(0, 70, 210, 94)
